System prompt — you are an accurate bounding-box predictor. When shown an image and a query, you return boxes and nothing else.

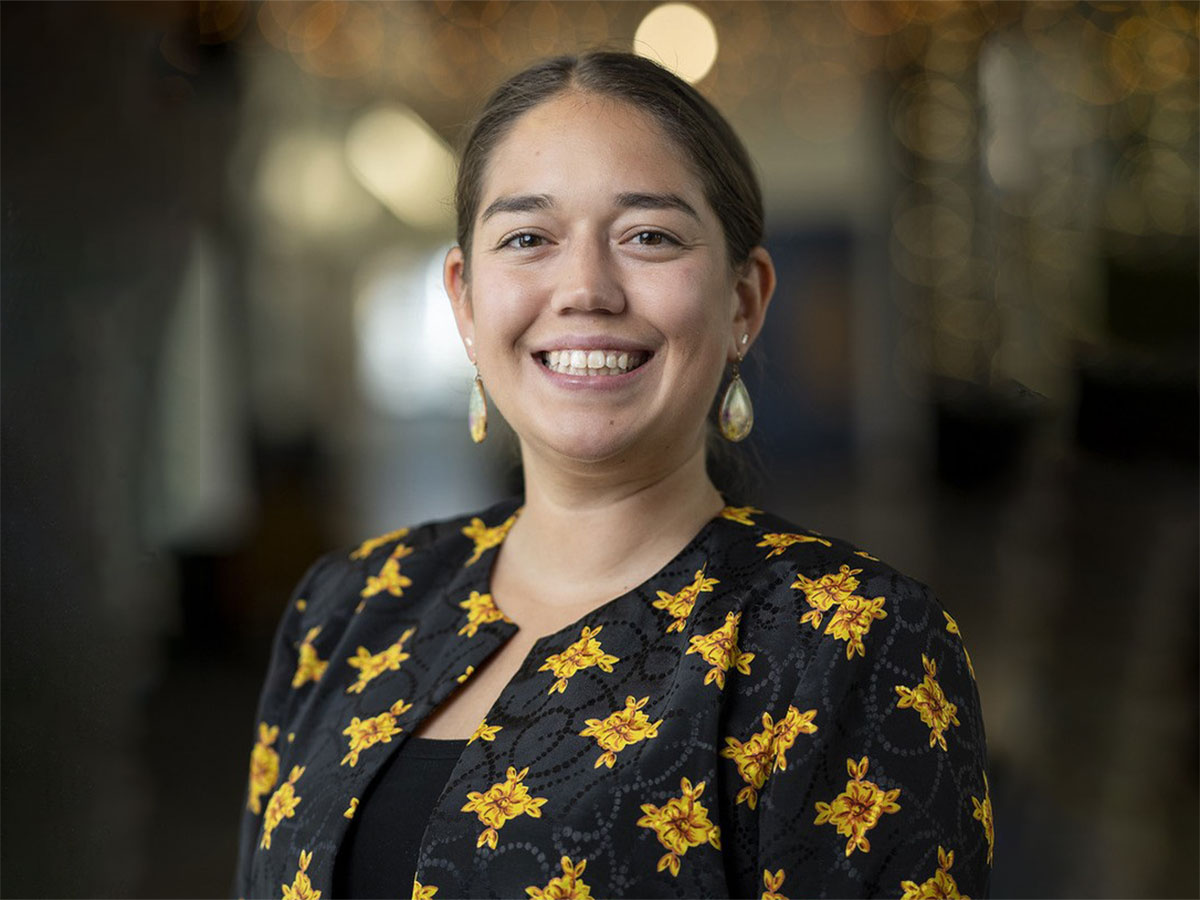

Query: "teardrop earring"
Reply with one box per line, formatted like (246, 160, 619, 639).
(718, 336, 753, 442)
(468, 368, 488, 443)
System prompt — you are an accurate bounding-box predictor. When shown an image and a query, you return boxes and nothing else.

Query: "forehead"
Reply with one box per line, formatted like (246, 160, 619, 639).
(478, 91, 707, 211)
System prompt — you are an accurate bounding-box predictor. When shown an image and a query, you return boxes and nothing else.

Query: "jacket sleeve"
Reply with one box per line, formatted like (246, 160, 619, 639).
(231, 554, 332, 899)
(751, 572, 993, 899)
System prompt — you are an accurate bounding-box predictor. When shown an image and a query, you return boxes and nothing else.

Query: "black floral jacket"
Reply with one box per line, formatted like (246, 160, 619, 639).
(235, 498, 993, 899)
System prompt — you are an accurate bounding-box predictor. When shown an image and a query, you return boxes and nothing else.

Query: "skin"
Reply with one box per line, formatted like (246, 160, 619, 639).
(416, 90, 775, 739)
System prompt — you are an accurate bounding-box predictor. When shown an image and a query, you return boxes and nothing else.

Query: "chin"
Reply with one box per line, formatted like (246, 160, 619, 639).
(526, 415, 699, 471)
(513, 413, 638, 465)
(546, 433, 639, 466)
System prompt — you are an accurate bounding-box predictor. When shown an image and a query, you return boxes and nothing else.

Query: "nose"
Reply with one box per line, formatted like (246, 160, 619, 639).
(550, 236, 625, 315)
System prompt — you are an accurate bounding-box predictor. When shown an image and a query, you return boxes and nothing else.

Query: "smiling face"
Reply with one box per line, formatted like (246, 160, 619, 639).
(446, 91, 765, 472)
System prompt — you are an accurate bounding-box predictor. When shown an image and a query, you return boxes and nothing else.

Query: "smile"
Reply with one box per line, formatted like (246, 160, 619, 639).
(540, 349, 650, 376)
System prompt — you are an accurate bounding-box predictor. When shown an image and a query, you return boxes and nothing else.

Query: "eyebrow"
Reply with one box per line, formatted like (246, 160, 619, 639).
(615, 192, 701, 222)
(479, 191, 701, 223)
(480, 194, 553, 222)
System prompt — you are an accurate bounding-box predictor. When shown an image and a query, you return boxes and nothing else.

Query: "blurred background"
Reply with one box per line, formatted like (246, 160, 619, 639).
(2, 1, 1196, 896)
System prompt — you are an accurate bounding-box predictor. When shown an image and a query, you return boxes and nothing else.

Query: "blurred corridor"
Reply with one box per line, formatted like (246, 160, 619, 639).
(2, 2, 1197, 897)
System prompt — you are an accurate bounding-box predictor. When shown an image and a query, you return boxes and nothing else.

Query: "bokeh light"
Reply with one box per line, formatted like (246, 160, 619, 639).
(634, 3, 719, 84)
(345, 105, 456, 233)
(255, 131, 379, 236)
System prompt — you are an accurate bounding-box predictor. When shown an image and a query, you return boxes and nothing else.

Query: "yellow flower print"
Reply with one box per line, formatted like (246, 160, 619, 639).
(457, 665, 475, 684)
(350, 527, 410, 560)
(292, 627, 328, 689)
(525, 855, 593, 899)
(247, 722, 280, 815)
(771, 705, 819, 771)
(361, 543, 414, 599)
(469, 718, 501, 744)
(720, 724, 773, 809)
(944, 611, 976, 679)
(721, 706, 818, 808)
(793, 565, 862, 629)
(757, 532, 833, 559)
(411, 880, 438, 900)
(579, 695, 663, 768)
(295, 599, 307, 612)
(686, 611, 755, 689)
(281, 849, 320, 900)
(814, 756, 901, 857)
(854, 549, 880, 561)
(340, 699, 413, 767)
(462, 513, 518, 566)
(653, 566, 719, 633)
(895, 654, 961, 751)
(458, 591, 513, 637)
(824, 594, 887, 659)
(345, 627, 416, 694)
(343, 797, 358, 819)
(719, 505, 761, 526)
(636, 777, 722, 877)
(761, 868, 788, 900)
(261, 765, 305, 849)
(900, 846, 970, 899)
(461, 765, 548, 850)
(794, 565, 888, 657)
(971, 772, 994, 865)
(538, 625, 620, 694)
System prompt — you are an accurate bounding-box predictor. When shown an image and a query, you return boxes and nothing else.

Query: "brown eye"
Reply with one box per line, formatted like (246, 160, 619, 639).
(635, 231, 666, 246)
(502, 233, 545, 249)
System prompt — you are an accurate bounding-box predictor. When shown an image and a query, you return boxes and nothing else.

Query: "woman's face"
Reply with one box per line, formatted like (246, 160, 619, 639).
(446, 91, 760, 470)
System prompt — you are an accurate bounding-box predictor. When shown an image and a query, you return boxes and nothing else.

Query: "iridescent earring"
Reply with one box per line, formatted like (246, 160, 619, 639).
(718, 334, 753, 442)
(466, 339, 487, 443)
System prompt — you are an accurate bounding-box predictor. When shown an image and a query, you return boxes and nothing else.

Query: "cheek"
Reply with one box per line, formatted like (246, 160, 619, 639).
(467, 272, 543, 349)
(656, 271, 734, 358)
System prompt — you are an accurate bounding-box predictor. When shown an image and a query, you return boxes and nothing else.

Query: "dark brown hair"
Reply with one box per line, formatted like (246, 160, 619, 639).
(454, 51, 764, 275)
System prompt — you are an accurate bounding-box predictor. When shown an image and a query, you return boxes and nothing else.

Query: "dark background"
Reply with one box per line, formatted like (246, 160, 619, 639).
(2, 2, 1197, 897)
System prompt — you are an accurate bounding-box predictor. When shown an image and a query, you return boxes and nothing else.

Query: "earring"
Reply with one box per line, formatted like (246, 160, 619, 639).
(468, 368, 488, 443)
(718, 335, 753, 442)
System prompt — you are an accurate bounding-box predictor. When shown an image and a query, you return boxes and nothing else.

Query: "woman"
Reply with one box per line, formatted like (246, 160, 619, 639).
(236, 52, 992, 900)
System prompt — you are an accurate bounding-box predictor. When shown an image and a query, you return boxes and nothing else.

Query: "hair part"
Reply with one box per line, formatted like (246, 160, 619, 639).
(454, 51, 764, 277)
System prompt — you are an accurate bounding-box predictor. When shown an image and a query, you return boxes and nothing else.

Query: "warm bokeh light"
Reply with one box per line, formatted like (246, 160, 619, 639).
(633, 3, 718, 84)
(255, 131, 378, 236)
(344, 104, 456, 233)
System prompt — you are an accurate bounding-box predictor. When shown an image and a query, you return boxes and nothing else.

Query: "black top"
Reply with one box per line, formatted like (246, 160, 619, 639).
(333, 737, 467, 899)
(237, 499, 993, 898)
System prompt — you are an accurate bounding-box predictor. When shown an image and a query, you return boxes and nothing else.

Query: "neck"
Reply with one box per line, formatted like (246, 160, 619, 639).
(499, 442, 724, 608)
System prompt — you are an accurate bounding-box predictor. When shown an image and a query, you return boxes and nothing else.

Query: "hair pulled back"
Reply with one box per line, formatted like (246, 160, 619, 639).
(454, 51, 764, 274)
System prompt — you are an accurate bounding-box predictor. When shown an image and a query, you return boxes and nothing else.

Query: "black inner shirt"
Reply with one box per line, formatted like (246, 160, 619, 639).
(333, 736, 467, 899)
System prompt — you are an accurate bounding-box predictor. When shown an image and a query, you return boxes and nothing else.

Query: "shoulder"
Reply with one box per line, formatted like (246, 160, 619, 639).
(710, 503, 944, 614)
(282, 497, 523, 629)
(707, 504, 969, 689)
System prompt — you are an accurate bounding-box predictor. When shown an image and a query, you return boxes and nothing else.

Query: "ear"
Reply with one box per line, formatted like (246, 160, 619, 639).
(444, 245, 476, 362)
(728, 246, 776, 360)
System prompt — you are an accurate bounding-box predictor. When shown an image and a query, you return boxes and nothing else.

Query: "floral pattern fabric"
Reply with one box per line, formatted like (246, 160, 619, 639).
(235, 498, 991, 898)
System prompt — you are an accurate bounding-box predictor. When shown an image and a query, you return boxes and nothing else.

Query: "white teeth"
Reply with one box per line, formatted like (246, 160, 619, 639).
(540, 349, 648, 376)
